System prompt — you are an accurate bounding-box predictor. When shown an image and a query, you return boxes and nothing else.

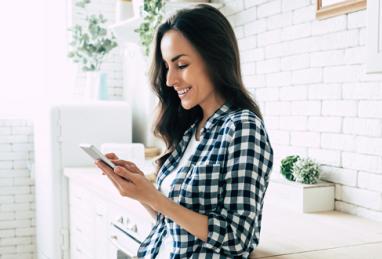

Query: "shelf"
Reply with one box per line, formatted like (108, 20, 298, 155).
(110, 2, 225, 45)
(110, 16, 142, 46)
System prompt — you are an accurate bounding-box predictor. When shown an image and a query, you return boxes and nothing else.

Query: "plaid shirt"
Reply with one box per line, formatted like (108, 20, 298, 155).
(137, 104, 273, 258)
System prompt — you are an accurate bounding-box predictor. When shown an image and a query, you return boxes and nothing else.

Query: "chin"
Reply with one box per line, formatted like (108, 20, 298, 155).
(180, 101, 196, 110)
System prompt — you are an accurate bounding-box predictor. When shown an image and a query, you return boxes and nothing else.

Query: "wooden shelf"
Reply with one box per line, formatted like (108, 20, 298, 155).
(144, 146, 161, 159)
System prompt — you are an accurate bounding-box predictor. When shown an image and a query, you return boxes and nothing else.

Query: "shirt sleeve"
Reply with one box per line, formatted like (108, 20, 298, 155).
(202, 119, 273, 255)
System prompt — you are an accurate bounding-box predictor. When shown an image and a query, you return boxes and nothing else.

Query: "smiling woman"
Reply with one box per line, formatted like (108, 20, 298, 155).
(95, 4, 274, 258)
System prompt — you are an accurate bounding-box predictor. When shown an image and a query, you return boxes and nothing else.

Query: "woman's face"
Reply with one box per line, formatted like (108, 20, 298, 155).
(161, 29, 224, 114)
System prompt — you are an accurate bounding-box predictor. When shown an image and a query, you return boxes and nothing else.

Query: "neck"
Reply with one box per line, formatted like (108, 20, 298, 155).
(198, 100, 225, 133)
(200, 97, 225, 123)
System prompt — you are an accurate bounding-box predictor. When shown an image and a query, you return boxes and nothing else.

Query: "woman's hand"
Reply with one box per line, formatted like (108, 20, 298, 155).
(95, 153, 162, 209)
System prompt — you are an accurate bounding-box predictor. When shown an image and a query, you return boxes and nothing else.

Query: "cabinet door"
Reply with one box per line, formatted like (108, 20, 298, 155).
(69, 182, 96, 259)
(94, 198, 111, 259)
(367, 0, 382, 73)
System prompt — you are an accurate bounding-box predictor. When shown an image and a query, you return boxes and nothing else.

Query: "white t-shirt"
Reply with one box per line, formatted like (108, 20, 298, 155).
(156, 131, 200, 258)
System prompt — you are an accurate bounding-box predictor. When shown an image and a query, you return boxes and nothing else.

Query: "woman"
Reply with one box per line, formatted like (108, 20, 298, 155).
(96, 4, 273, 258)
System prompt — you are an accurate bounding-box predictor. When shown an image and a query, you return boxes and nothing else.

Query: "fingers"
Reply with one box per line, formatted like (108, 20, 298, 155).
(113, 160, 144, 176)
(114, 166, 140, 183)
(96, 160, 122, 189)
(95, 160, 114, 174)
(98, 162, 133, 194)
(106, 167, 135, 197)
(105, 153, 119, 160)
(104, 171, 121, 189)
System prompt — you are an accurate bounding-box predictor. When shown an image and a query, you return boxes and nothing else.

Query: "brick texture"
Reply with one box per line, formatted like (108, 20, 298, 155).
(218, 0, 382, 221)
(0, 120, 35, 259)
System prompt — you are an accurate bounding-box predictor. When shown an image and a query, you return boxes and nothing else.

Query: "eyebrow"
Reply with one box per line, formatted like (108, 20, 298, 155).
(170, 54, 187, 62)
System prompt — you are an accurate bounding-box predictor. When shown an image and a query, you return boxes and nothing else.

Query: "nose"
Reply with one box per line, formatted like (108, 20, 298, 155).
(166, 68, 179, 87)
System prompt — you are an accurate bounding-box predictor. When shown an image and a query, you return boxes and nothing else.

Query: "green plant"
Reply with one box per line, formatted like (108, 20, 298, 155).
(292, 158, 321, 184)
(135, 0, 164, 56)
(68, 0, 118, 71)
(280, 155, 300, 181)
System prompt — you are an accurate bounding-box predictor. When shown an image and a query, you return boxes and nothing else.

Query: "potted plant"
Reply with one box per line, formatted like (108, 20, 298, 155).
(68, 0, 118, 99)
(135, 0, 164, 56)
(267, 155, 334, 213)
(280, 155, 299, 181)
(292, 157, 321, 184)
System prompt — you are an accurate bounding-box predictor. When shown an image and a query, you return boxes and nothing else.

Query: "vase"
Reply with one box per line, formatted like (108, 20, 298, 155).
(115, 0, 134, 23)
(266, 177, 335, 213)
(84, 71, 108, 100)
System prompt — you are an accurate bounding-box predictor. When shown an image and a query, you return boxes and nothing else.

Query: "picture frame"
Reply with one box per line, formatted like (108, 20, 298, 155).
(316, 0, 367, 20)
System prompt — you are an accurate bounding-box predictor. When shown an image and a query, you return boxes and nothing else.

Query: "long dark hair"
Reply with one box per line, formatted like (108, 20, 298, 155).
(150, 4, 263, 169)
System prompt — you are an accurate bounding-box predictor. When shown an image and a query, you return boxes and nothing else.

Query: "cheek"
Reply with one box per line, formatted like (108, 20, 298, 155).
(183, 66, 208, 84)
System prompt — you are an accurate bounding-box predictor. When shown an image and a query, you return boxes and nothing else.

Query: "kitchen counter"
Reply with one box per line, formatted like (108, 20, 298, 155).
(65, 168, 382, 258)
(252, 188, 382, 258)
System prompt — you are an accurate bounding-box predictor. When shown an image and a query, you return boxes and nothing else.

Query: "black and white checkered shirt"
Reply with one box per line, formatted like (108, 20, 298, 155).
(137, 104, 273, 258)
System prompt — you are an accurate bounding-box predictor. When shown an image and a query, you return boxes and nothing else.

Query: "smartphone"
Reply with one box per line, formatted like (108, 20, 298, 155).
(79, 144, 116, 169)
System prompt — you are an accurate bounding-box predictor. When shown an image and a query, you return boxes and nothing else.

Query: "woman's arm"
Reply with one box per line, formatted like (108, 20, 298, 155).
(102, 154, 158, 220)
(153, 193, 208, 241)
(95, 159, 208, 241)
(141, 202, 158, 220)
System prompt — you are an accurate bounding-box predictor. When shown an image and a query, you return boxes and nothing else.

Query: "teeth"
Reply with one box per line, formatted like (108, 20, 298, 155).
(178, 87, 191, 95)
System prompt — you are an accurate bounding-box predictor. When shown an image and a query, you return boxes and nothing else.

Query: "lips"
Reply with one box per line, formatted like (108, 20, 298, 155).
(176, 87, 191, 96)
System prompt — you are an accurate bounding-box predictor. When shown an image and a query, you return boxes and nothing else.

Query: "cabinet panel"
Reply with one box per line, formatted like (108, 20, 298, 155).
(69, 182, 96, 259)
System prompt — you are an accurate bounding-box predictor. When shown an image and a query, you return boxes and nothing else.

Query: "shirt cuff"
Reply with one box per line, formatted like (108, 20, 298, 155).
(202, 212, 227, 253)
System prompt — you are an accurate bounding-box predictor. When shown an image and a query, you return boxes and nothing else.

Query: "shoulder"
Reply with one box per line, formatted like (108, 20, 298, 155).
(221, 108, 265, 132)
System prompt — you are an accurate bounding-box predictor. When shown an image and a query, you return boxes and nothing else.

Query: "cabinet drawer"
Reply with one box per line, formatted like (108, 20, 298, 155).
(70, 230, 95, 259)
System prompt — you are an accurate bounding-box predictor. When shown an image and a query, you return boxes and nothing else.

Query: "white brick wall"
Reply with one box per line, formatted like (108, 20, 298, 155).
(218, 0, 382, 220)
(0, 120, 35, 259)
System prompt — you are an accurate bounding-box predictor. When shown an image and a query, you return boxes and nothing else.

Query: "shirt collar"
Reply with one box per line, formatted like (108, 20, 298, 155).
(183, 103, 232, 137)
(202, 103, 232, 132)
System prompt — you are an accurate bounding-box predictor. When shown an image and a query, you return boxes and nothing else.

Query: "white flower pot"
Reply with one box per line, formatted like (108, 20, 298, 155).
(266, 177, 335, 213)
(115, 0, 134, 22)
(84, 71, 108, 100)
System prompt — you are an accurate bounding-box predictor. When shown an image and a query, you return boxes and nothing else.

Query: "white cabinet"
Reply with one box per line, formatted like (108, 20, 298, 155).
(69, 183, 98, 259)
(65, 168, 155, 259)
(367, 0, 382, 73)
(69, 182, 117, 259)
(94, 199, 111, 259)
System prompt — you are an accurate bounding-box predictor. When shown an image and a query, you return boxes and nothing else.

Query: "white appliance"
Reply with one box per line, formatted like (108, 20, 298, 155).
(109, 213, 145, 259)
(33, 101, 132, 259)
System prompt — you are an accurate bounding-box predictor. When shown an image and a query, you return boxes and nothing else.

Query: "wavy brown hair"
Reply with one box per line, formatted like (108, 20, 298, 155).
(150, 4, 263, 169)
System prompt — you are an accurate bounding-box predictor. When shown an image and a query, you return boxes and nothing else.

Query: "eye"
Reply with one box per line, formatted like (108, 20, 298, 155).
(178, 64, 188, 69)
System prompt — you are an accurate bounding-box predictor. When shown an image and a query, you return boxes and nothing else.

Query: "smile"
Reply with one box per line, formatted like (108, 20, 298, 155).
(177, 87, 191, 96)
